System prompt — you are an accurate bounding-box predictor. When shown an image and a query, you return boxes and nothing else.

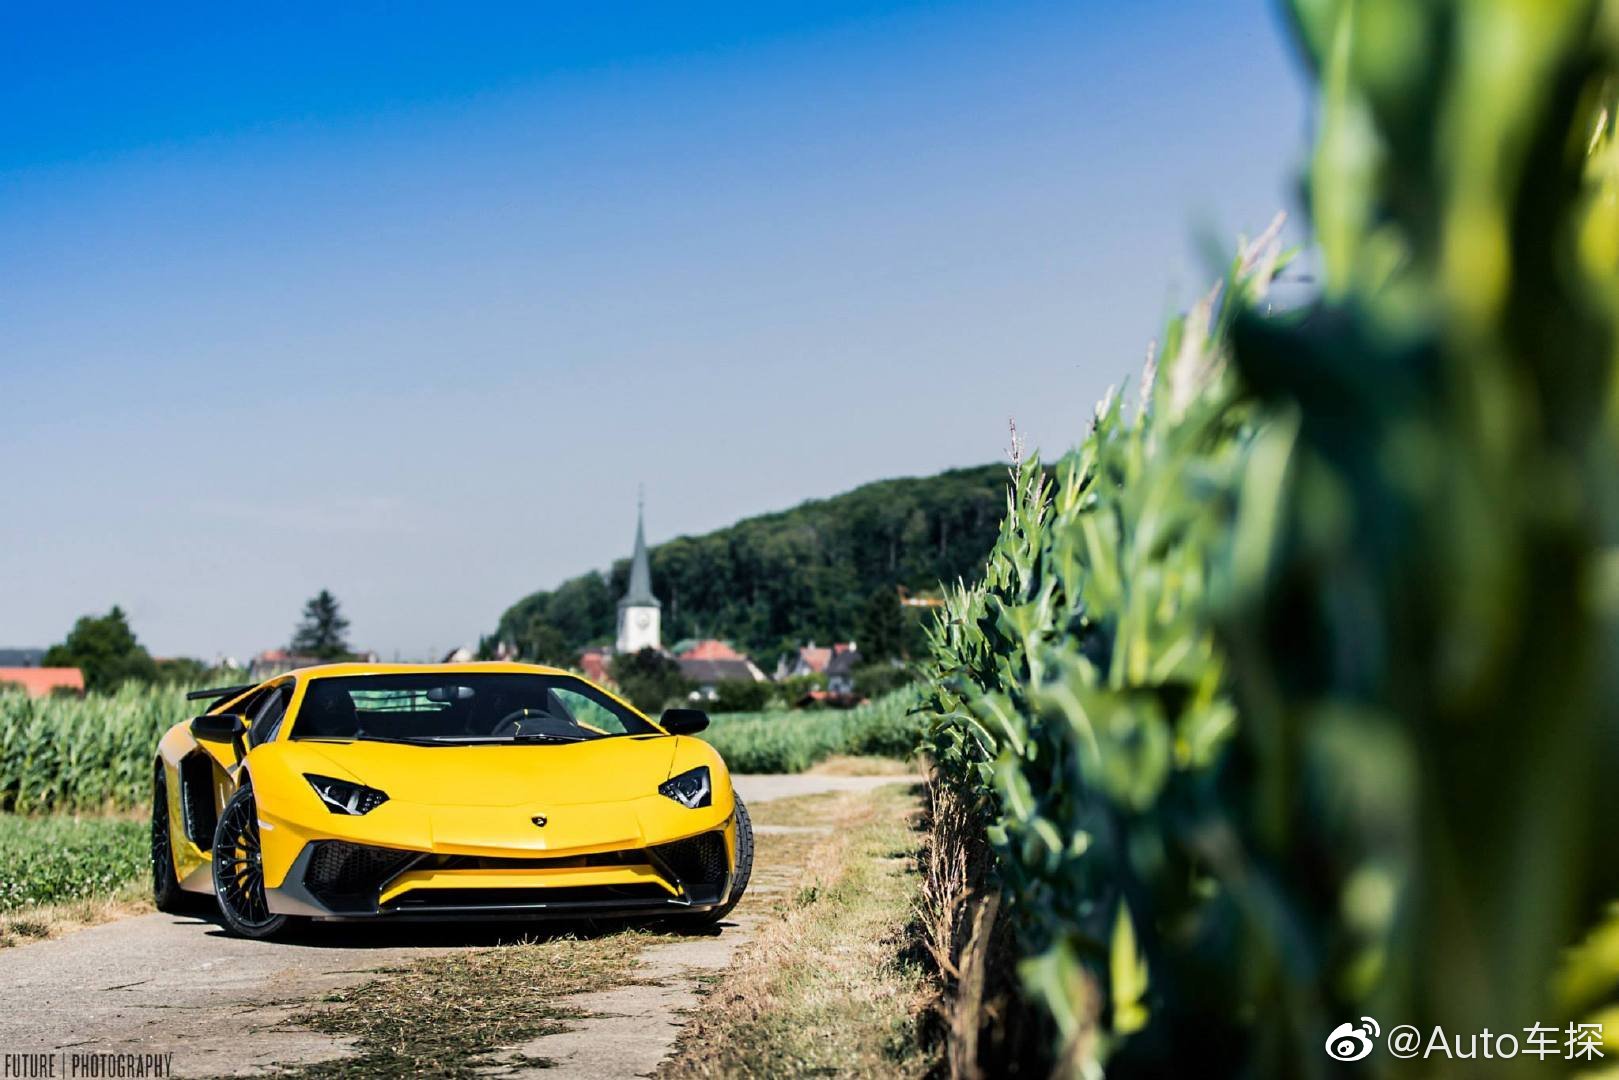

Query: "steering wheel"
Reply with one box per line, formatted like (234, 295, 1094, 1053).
(492, 707, 545, 737)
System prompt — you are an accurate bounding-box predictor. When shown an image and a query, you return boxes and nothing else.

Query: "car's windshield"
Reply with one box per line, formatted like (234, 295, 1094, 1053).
(290, 673, 658, 744)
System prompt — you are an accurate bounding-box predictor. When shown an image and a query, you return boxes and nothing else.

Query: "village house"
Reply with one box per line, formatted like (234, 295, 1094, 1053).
(0, 667, 85, 697)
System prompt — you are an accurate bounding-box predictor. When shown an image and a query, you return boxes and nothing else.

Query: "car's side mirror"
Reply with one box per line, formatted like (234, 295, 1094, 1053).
(191, 712, 247, 742)
(659, 708, 709, 735)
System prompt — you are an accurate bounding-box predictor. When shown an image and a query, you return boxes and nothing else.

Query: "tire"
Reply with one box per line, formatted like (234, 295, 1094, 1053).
(151, 763, 187, 914)
(682, 792, 754, 925)
(211, 786, 290, 939)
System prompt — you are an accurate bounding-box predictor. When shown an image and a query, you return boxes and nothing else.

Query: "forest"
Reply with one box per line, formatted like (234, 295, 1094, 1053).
(491, 464, 1008, 666)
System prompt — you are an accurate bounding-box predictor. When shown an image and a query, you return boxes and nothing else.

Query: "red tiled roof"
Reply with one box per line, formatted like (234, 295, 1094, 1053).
(0, 667, 85, 697)
(681, 640, 744, 661)
(578, 649, 614, 686)
(797, 647, 833, 673)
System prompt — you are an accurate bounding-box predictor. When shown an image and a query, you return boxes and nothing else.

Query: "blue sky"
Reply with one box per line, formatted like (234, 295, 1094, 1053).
(0, 1, 1309, 661)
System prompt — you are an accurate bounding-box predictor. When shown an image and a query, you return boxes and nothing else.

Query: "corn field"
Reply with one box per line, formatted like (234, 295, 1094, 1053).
(0, 684, 187, 813)
(699, 690, 922, 774)
(919, 1, 1619, 1075)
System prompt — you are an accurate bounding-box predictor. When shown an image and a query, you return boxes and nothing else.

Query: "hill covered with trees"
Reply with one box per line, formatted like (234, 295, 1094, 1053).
(491, 464, 1009, 667)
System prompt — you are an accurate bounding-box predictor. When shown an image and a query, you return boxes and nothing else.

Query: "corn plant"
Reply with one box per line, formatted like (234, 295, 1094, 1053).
(1221, 0, 1619, 1072)
(918, 224, 1285, 1074)
(0, 684, 190, 813)
(920, 0, 1619, 1075)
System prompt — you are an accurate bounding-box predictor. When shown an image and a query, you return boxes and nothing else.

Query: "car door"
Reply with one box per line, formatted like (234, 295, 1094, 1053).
(196, 682, 290, 778)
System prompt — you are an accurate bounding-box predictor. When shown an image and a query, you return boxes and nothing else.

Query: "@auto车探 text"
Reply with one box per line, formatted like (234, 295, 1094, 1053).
(1324, 1017, 1605, 1062)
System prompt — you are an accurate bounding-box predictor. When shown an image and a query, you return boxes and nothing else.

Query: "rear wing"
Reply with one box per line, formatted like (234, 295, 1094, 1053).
(185, 683, 255, 704)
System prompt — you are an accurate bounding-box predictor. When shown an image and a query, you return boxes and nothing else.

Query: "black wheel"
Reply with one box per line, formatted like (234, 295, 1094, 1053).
(211, 786, 289, 939)
(682, 792, 754, 926)
(151, 763, 187, 914)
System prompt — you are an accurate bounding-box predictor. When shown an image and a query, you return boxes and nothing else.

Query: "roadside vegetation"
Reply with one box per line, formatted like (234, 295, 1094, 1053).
(915, 2, 1619, 1075)
(658, 783, 932, 1078)
(0, 813, 148, 946)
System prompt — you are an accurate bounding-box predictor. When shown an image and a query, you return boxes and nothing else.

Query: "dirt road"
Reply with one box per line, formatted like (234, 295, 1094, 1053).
(0, 774, 915, 1078)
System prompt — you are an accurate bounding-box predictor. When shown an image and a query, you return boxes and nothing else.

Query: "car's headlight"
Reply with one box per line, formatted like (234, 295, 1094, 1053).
(305, 774, 389, 815)
(659, 766, 712, 809)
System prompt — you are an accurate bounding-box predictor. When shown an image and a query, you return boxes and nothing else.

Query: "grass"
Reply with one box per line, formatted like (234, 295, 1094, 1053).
(0, 812, 147, 913)
(0, 812, 152, 948)
(0, 886, 151, 948)
(280, 926, 680, 1078)
(699, 690, 923, 773)
(656, 782, 934, 1078)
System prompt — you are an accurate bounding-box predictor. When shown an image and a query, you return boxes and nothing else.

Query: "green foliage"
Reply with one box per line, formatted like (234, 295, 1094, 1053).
(918, 225, 1278, 1072)
(857, 588, 908, 661)
(0, 814, 145, 912)
(699, 691, 922, 774)
(706, 679, 773, 714)
(291, 589, 352, 661)
(775, 673, 827, 701)
(919, 2, 1619, 1074)
(608, 647, 691, 714)
(42, 606, 156, 693)
(512, 615, 575, 668)
(0, 683, 182, 813)
(494, 466, 1009, 664)
(849, 662, 911, 699)
(1223, 0, 1619, 1066)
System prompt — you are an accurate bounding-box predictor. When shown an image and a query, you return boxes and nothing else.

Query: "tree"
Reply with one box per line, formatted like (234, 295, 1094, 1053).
(42, 606, 157, 693)
(708, 678, 772, 713)
(491, 464, 1012, 662)
(291, 590, 352, 661)
(517, 615, 575, 668)
(858, 587, 907, 661)
(608, 648, 690, 714)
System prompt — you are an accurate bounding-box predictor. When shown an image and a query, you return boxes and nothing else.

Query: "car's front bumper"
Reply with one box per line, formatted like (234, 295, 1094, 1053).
(264, 827, 734, 921)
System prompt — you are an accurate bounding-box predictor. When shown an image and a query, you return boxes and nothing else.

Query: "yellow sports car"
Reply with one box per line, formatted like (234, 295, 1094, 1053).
(150, 662, 753, 938)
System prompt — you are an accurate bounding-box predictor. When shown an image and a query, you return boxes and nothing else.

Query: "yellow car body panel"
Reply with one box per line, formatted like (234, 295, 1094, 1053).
(152, 662, 746, 924)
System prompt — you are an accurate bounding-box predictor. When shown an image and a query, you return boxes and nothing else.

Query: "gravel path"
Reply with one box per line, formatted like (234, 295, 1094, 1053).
(0, 774, 917, 1078)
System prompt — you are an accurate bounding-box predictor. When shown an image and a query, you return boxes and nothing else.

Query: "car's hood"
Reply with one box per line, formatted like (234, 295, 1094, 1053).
(288, 735, 681, 806)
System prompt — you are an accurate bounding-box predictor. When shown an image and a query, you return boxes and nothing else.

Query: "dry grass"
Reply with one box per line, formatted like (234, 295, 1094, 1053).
(808, 754, 919, 777)
(280, 925, 681, 1078)
(655, 783, 936, 1078)
(0, 882, 151, 948)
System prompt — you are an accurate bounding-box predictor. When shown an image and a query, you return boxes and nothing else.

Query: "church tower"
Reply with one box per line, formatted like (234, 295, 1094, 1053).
(615, 496, 662, 654)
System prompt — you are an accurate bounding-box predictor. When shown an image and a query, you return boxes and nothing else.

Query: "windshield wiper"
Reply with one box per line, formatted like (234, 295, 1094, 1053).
(513, 732, 588, 744)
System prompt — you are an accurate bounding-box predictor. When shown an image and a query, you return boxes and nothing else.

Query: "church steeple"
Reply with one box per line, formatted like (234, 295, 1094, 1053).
(616, 492, 662, 653)
(620, 494, 660, 611)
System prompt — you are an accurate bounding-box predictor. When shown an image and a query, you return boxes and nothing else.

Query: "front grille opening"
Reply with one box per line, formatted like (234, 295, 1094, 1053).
(424, 850, 644, 872)
(389, 884, 672, 909)
(649, 832, 728, 890)
(305, 841, 421, 906)
(180, 753, 217, 850)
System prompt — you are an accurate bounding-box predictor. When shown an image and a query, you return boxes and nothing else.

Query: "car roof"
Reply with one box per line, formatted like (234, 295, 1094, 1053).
(285, 661, 574, 680)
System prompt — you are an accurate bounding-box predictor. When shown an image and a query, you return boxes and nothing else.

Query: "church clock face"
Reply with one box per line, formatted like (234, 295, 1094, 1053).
(636, 611, 652, 629)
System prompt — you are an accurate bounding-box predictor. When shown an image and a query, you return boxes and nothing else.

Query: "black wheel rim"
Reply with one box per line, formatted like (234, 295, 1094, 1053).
(151, 774, 172, 890)
(217, 794, 274, 927)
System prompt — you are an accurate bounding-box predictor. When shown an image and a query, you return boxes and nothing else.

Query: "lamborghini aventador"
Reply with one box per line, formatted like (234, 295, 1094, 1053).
(150, 663, 754, 938)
